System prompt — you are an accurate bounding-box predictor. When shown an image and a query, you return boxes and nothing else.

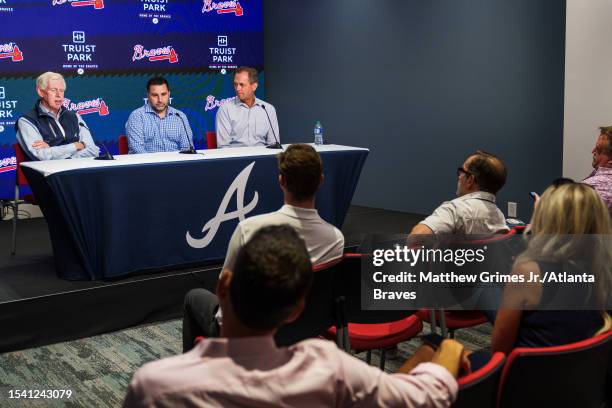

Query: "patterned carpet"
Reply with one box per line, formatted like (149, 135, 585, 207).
(0, 319, 492, 407)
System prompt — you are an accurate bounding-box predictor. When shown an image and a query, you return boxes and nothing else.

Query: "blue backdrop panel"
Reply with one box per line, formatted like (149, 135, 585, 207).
(0, 0, 263, 199)
(23, 149, 368, 280)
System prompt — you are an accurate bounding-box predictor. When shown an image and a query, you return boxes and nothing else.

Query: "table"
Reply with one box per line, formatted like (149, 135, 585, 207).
(22, 145, 369, 280)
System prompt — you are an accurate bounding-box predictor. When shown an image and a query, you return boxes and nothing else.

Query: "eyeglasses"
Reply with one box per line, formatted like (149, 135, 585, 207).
(457, 167, 474, 177)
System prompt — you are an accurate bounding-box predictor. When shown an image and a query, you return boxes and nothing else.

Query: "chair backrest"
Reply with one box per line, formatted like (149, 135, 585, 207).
(206, 131, 217, 149)
(337, 253, 417, 324)
(498, 330, 612, 408)
(442, 229, 525, 310)
(453, 352, 505, 408)
(118, 135, 129, 155)
(12, 143, 29, 187)
(274, 257, 344, 347)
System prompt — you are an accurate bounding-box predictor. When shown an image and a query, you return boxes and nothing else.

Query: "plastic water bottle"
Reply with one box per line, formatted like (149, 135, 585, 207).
(314, 120, 323, 146)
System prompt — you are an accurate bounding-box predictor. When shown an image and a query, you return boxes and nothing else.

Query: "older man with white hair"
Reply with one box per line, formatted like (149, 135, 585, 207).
(15, 71, 99, 160)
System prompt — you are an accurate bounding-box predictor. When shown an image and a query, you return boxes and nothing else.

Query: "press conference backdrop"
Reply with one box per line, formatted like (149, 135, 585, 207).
(0, 0, 263, 198)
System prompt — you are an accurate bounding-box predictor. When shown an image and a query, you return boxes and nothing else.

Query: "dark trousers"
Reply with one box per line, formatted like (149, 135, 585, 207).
(182, 288, 221, 352)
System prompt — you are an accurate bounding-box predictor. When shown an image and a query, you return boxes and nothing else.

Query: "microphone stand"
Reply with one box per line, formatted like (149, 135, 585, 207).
(260, 104, 282, 150)
(79, 121, 114, 161)
(178, 113, 198, 154)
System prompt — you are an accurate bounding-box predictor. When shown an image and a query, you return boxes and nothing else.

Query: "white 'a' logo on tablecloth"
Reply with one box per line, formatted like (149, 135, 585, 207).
(186, 161, 258, 249)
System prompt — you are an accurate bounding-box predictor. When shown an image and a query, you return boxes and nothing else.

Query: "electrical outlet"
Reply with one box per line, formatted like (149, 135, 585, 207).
(508, 202, 517, 218)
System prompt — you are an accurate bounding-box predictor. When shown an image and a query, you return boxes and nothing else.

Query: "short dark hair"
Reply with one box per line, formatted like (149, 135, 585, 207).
(466, 150, 507, 194)
(278, 144, 323, 201)
(147, 76, 170, 92)
(235, 66, 258, 84)
(598, 126, 612, 156)
(230, 225, 313, 331)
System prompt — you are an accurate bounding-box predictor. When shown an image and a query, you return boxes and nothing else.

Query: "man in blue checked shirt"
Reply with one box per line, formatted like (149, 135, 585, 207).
(125, 77, 194, 154)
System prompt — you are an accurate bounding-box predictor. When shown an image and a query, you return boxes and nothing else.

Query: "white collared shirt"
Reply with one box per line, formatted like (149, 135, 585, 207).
(223, 204, 344, 271)
(420, 191, 508, 235)
(215, 96, 280, 148)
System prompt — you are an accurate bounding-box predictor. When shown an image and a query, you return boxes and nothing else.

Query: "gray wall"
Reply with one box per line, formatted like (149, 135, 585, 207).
(264, 0, 566, 220)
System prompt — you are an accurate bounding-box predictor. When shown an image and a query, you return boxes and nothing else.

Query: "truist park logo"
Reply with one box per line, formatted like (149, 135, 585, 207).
(0, 86, 18, 134)
(139, 0, 171, 24)
(209, 35, 237, 70)
(62, 31, 98, 72)
(52, 0, 105, 10)
(202, 0, 243, 16)
(204, 95, 233, 112)
(0, 42, 23, 62)
(132, 44, 179, 64)
(0, 0, 15, 13)
(63, 98, 109, 116)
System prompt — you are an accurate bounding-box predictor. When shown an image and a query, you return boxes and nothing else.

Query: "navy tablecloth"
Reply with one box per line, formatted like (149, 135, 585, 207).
(23, 148, 368, 280)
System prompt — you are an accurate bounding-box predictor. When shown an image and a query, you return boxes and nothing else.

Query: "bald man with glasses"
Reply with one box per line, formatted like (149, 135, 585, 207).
(410, 150, 508, 236)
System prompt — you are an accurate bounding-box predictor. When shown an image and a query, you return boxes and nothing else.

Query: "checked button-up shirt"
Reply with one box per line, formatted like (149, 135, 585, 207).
(125, 103, 194, 154)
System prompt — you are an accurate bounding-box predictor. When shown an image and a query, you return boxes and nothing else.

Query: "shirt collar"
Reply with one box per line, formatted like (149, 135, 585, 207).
(195, 335, 278, 358)
(593, 166, 612, 175)
(144, 102, 179, 116)
(459, 191, 497, 203)
(279, 204, 320, 220)
(234, 96, 263, 109)
(37, 100, 66, 118)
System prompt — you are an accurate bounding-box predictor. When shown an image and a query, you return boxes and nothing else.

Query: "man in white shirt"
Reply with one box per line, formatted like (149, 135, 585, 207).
(410, 150, 508, 236)
(215, 66, 280, 148)
(182, 144, 344, 350)
(125, 225, 464, 408)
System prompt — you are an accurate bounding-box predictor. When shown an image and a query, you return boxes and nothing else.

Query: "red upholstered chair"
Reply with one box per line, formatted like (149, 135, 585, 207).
(275, 257, 345, 347)
(11, 143, 37, 255)
(118, 135, 129, 154)
(419, 228, 521, 336)
(416, 309, 488, 338)
(326, 254, 423, 369)
(327, 315, 423, 369)
(452, 352, 505, 408)
(497, 330, 612, 408)
(206, 131, 217, 149)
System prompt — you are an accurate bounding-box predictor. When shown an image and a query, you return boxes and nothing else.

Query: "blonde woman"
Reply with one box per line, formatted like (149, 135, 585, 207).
(492, 183, 612, 354)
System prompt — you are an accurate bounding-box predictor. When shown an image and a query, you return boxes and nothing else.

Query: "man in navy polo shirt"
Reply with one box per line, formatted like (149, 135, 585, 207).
(16, 72, 100, 161)
(125, 76, 194, 154)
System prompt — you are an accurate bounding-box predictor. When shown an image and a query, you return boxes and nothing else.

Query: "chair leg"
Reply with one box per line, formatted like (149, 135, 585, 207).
(11, 185, 18, 255)
(366, 350, 372, 365)
(439, 308, 448, 337)
(379, 348, 386, 370)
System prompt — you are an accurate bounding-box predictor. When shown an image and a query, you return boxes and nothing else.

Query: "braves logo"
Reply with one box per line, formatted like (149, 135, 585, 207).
(0, 156, 17, 174)
(132, 45, 178, 64)
(52, 0, 105, 9)
(64, 98, 109, 116)
(202, 0, 243, 16)
(204, 95, 233, 111)
(186, 162, 259, 249)
(0, 43, 22, 62)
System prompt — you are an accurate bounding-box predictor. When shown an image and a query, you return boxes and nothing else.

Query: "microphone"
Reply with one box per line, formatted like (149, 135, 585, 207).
(95, 142, 115, 161)
(178, 113, 197, 154)
(260, 104, 282, 150)
(79, 121, 114, 161)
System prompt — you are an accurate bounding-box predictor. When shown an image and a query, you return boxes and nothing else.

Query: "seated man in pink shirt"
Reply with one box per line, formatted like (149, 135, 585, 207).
(582, 126, 612, 218)
(124, 225, 465, 408)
